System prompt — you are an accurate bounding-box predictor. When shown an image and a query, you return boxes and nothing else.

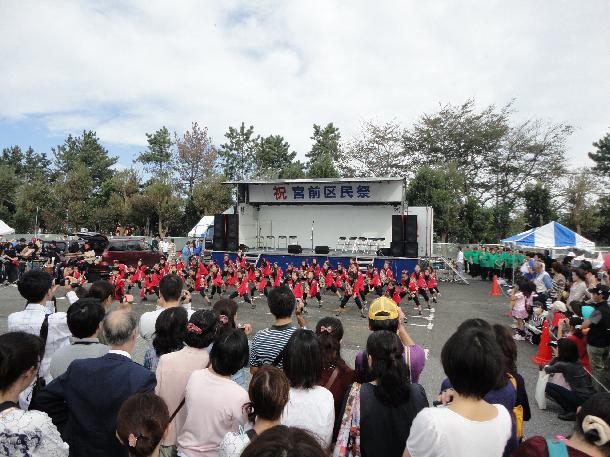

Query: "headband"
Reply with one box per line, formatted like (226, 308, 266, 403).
(128, 433, 142, 447)
(319, 326, 333, 334)
(583, 415, 610, 446)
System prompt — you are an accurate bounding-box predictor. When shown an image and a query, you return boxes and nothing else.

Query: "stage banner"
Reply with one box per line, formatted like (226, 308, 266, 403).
(248, 181, 403, 204)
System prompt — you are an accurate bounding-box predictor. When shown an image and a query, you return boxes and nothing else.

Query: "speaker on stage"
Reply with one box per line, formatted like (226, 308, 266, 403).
(315, 245, 330, 254)
(213, 215, 226, 251)
(390, 241, 403, 257)
(405, 242, 418, 258)
(405, 215, 418, 242)
(225, 214, 239, 252)
(391, 215, 403, 242)
(288, 244, 303, 254)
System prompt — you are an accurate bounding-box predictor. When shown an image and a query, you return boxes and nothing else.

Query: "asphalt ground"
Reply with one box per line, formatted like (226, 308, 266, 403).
(0, 279, 572, 439)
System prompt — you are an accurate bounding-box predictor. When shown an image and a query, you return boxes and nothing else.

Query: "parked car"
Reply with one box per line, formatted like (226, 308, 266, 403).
(74, 232, 162, 279)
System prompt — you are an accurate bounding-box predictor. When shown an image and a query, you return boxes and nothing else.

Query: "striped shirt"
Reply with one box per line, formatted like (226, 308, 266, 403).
(249, 324, 297, 368)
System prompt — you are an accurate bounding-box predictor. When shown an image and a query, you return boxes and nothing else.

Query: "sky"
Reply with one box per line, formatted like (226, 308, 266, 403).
(0, 0, 609, 169)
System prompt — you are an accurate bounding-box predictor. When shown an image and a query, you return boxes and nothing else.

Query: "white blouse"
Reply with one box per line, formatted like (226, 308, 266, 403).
(281, 386, 334, 449)
(0, 407, 69, 457)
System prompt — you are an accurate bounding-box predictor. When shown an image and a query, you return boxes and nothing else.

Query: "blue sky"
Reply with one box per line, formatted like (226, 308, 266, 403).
(1, 0, 609, 169)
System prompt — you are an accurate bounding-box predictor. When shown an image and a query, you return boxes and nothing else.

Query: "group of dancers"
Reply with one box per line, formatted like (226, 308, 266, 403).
(63, 251, 441, 319)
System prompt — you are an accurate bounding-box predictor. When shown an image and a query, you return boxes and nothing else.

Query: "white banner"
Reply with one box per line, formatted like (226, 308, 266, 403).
(248, 181, 403, 204)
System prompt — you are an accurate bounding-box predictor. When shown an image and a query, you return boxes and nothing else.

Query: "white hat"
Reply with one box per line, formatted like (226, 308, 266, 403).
(566, 252, 576, 257)
(551, 301, 567, 313)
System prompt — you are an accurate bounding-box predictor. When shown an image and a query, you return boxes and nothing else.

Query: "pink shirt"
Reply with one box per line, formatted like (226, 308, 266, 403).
(178, 368, 249, 457)
(155, 346, 210, 447)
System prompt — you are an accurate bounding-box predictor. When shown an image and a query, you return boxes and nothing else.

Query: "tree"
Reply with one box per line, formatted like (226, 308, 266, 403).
(219, 123, 259, 180)
(255, 135, 296, 178)
(522, 182, 556, 228)
(342, 120, 407, 177)
(136, 126, 173, 176)
(405, 164, 465, 242)
(53, 130, 117, 189)
(173, 122, 217, 196)
(589, 133, 610, 176)
(561, 168, 601, 238)
(307, 123, 341, 177)
(13, 178, 60, 233)
(595, 196, 610, 244)
(53, 162, 94, 231)
(192, 176, 234, 216)
(280, 161, 306, 179)
(140, 179, 183, 237)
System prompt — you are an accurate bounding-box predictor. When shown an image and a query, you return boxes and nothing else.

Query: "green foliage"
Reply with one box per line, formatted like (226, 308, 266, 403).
(560, 168, 601, 239)
(307, 123, 341, 178)
(255, 135, 296, 178)
(192, 175, 234, 216)
(53, 130, 117, 189)
(522, 183, 556, 228)
(280, 160, 306, 179)
(405, 164, 465, 242)
(136, 126, 173, 176)
(589, 133, 610, 176)
(595, 196, 610, 244)
(219, 123, 259, 180)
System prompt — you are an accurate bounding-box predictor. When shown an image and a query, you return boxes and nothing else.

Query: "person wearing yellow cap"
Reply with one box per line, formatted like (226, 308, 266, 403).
(353, 297, 426, 385)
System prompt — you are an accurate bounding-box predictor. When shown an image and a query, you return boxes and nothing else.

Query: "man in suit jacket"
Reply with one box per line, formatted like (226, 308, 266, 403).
(31, 309, 156, 457)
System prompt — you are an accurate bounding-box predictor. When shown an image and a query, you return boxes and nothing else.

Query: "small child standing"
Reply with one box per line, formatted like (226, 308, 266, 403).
(511, 280, 535, 340)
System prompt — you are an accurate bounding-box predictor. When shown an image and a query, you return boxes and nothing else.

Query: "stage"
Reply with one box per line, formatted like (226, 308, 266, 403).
(211, 249, 420, 277)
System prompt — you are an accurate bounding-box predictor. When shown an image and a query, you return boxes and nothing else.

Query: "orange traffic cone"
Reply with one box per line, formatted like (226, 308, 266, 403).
(531, 320, 553, 365)
(490, 275, 501, 296)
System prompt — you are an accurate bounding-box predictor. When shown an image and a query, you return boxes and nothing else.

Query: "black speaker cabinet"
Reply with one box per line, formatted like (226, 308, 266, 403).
(213, 214, 226, 251)
(405, 215, 418, 242)
(405, 242, 418, 258)
(288, 244, 303, 254)
(390, 241, 403, 257)
(315, 245, 330, 254)
(391, 215, 403, 242)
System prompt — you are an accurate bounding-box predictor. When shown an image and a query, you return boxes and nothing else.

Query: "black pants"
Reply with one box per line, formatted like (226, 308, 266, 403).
(209, 285, 222, 299)
(546, 383, 584, 413)
(418, 289, 429, 302)
(230, 291, 251, 304)
(340, 295, 363, 310)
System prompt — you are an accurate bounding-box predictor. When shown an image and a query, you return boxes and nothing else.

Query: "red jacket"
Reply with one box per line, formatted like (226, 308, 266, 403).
(308, 280, 319, 298)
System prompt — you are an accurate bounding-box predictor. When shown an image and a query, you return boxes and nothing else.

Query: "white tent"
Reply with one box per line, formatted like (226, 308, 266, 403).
(501, 221, 595, 250)
(188, 216, 215, 237)
(0, 220, 15, 236)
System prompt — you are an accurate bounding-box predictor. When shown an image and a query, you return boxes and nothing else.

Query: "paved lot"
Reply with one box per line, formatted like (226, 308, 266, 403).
(0, 279, 571, 439)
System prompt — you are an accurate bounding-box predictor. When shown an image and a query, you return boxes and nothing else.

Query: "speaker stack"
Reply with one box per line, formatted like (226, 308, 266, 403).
(288, 244, 303, 254)
(212, 214, 240, 252)
(390, 215, 418, 257)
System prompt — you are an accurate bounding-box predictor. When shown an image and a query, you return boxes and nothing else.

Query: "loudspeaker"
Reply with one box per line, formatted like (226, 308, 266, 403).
(390, 241, 403, 257)
(392, 215, 403, 242)
(288, 244, 302, 254)
(213, 214, 226, 251)
(405, 242, 418, 258)
(405, 215, 418, 243)
(315, 245, 330, 254)
(226, 239, 239, 252)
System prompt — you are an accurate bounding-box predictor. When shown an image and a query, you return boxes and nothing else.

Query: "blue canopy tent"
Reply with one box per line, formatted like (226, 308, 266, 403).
(501, 221, 595, 250)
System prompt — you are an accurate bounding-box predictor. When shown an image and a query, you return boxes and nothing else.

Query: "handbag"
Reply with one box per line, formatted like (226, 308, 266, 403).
(535, 370, 550, 410)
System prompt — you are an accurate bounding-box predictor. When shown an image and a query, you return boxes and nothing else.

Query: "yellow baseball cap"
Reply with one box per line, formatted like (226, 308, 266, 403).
(368, 297, 399, 320)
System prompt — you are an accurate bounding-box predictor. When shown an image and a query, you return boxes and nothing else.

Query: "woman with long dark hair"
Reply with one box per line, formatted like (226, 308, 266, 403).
(143, 307, 187, 371)
(335, 330, 428, 457)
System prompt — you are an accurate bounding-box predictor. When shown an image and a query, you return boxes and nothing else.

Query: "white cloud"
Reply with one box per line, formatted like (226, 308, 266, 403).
(0, 0, 608, 164)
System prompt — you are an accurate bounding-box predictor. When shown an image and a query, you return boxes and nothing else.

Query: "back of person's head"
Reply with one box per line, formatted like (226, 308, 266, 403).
(184, 310, 219, 349)
(492, 324, 517, 376)
(246, 366, 290, 424)
(456, 318, 492, 333)
(368, 296, 400, 332)
(159, 274, 183, 302)
(86, 280, 115, 303)
(116, 392, 170, 457)
(212, 298, 238, 329)
(0, 332, 43, 391)
(209, 328, 249, 376)
(67, 298, 106, 339)
(574, 393, 610, 452)
(103, 310, 138, 347)
(152, 307, 187, 357)
(558, 338, 580, 363)
(315, 317, 347, 370)
(17, 270, 53, 303)
(366, 330, 410, 405)
(573, 268, 587, 281)
(441, 327, 503, 399)
(283, 329, 321, 389)
(268, 285, 296, 319)
(240, 425, 326, 457)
